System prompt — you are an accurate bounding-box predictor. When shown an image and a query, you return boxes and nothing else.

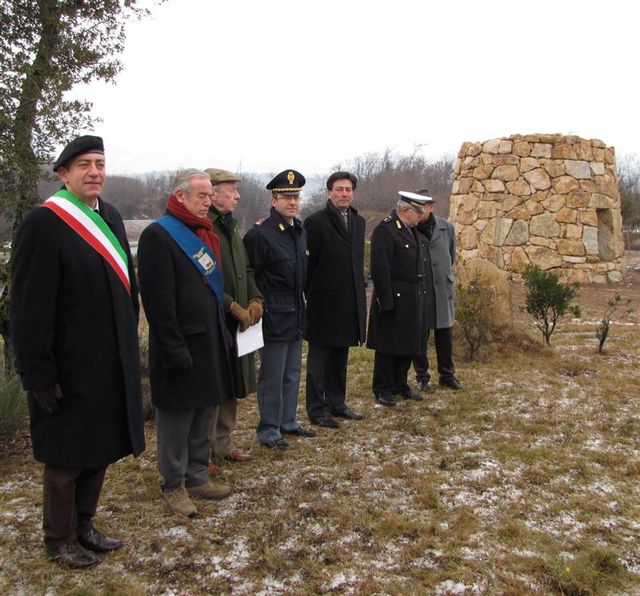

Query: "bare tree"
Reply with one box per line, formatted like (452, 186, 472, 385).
(618, 154, 640, 230)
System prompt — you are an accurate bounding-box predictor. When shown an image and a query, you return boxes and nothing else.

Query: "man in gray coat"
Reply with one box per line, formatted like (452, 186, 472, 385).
(414, 190, 462, 390)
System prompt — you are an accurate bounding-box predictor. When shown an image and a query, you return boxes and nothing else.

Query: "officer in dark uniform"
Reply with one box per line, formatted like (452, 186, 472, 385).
(243, 169, 316, 449)
(366, 192, 430, 406)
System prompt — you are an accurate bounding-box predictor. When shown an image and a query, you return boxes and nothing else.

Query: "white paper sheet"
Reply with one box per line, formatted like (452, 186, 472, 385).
(236, 321, 264, 357)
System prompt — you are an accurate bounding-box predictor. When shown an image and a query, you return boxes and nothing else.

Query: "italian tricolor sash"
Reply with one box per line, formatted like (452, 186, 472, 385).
(42, 190, 131, 293)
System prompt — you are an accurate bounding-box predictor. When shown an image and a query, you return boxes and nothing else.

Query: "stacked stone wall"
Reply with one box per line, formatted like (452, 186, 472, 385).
(449, 134, 624, 283)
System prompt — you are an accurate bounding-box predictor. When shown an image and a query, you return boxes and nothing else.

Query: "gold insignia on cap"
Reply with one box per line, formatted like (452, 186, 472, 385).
(287, 171, 295, 185)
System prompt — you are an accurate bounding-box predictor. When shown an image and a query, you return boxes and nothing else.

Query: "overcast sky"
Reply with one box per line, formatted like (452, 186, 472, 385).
(72, 0, 639, 177)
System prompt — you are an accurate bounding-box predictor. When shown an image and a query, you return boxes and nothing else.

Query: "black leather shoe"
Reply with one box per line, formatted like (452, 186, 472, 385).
(282, 426, 316, 437)
(375, 393, 396, 407)
(331, 407, 364, 420)
(417, 380, 430, 392)
(48, 541, 100, 568)
(261, 438, 290, 450)
(401, 389, 424, 401)
(78, 528, 122, 553)
(439, 376, 463, 390)
(311, 415, 340, 428)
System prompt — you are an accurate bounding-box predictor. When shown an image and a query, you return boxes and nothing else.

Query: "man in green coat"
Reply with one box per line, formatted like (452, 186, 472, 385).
(206, 168, 263, 471)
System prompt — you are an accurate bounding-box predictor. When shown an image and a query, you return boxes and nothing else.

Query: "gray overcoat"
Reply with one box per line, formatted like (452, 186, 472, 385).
(419, 214, 456, 329)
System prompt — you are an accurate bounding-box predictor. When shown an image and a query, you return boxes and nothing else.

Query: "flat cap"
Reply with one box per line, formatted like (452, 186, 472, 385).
(266, 169, 305, 194)
(398, 190, 434, 210)
(53, 135, 104, 172)
(205, 168, 241, 185)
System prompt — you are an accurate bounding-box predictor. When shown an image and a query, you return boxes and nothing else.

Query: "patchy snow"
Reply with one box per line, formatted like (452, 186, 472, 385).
(435, 579, 484, 594)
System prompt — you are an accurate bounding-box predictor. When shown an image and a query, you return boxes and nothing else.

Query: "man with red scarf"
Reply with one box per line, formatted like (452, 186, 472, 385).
(138, 169, 234, 518)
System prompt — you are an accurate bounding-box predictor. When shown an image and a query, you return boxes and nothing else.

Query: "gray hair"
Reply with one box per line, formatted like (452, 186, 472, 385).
(396, 199, 411, 211)
(172, 168, 210, 194)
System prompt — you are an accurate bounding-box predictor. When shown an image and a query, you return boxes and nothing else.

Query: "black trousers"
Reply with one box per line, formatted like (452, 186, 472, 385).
(42, 464, 107, 552)
(412, 326, 455, 383)
(306, 344, 349, 419)
(372, 352, 413, 396)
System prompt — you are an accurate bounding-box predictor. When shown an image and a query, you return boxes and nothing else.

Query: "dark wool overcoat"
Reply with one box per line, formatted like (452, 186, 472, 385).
(417, 213, 457, 329)
(243, 208, 307, 342)
(137, 222, 234, 410)
(10, 198, 145, 469)
(366, 210, 429, 356)
(303, 200, 367, 347)
(208, 207, 262, 398)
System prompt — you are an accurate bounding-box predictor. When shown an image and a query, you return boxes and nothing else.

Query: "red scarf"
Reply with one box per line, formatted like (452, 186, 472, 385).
(166, 194, 222, 267)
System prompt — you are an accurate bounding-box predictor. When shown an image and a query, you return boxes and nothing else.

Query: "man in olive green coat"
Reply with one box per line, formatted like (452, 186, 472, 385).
(206, 168, 263, 470)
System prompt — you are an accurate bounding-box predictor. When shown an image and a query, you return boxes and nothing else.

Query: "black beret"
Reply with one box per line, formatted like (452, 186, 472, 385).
(326, 171, 357, 191)
(266, 169, 305, 194)
(53, 135, 104, 172)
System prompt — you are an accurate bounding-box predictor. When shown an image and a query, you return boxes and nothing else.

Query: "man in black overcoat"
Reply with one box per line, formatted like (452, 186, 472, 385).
(304, 171, 366, 428)
(366, 192, 431, 406)
(10, 136, 145, 568)
(138, 169, 234, 518)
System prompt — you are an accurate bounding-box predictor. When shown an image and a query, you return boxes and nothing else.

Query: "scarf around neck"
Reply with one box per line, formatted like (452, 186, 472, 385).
(166, 194, 222, 266)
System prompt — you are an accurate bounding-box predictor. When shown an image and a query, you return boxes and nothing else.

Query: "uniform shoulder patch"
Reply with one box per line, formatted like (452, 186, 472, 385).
(254, 218, 265, 226)
(383, 215, 393, 223)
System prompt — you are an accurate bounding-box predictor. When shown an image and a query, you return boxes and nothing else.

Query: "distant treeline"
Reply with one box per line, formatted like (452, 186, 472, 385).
(5, 150, 639, 241)
(19, 150, 456, 239)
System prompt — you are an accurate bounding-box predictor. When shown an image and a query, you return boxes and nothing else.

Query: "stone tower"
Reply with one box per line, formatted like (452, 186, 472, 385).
(450, 134, 624, 283)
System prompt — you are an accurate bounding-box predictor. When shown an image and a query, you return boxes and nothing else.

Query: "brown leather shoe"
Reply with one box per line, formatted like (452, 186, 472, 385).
(48, 541, 100, 569)
(208, 461, 222, 476)
(78, 527, 122, 552)
(224, 450, 252, 462)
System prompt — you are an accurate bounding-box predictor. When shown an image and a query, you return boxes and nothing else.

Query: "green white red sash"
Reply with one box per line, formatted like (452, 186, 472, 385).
(42, 189, 130, 293)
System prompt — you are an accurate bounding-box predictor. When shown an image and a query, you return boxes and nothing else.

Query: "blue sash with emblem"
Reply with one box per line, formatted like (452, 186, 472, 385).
(156, 215, 225, 307)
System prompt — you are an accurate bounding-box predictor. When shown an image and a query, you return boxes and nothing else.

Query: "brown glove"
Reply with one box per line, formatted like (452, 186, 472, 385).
(31, 385, 62, 414)
(247, 297, 264, 325)
(229, 301, 251, 331)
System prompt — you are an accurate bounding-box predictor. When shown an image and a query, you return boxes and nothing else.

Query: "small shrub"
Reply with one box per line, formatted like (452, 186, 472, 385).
(522, 265, 581, 346)
(0, 373, 28, 437)
(455, 279, 493, 360)
(595, 292, 633, 353)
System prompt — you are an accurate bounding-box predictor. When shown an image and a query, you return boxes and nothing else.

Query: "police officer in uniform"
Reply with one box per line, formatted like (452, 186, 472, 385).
(366, 192, 430, 406)
(243, 169, 316, 449)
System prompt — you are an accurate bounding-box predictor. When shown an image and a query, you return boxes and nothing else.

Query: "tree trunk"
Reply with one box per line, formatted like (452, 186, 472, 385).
(2, 0, 64, 373)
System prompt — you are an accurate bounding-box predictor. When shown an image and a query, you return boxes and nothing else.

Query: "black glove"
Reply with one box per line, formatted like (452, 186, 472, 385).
(32, 386, 62, 414)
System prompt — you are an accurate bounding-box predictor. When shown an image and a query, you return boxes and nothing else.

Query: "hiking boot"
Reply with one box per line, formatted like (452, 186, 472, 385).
(187, 481, 231, 501)
(163, 487, 197, 518)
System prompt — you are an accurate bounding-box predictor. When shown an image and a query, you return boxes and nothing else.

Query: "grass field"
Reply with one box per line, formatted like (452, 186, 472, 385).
(0, 257, 638, 594)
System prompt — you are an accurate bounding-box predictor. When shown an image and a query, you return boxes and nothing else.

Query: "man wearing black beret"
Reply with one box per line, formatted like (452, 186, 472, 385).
(243, 169, 316, 449)
(11, 135, 145, 568)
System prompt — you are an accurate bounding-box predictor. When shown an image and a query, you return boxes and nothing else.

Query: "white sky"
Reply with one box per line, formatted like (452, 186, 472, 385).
(74, 0, 639, 176)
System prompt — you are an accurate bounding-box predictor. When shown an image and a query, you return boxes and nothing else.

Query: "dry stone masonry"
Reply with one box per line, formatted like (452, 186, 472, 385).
(449, 134, 624, 283)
